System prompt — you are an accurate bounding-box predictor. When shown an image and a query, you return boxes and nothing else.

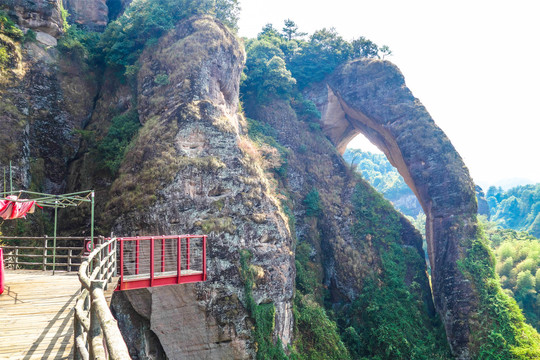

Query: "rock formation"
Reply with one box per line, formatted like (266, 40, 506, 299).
(0, 19, 98, 195)
(305, 58, 479, 358)
(1, 0, 64, 37)
(63, 0, 108, 31)
(105, 16, 295, 358)
(3, 2, 537, 357)
(476, 185, 490, 219)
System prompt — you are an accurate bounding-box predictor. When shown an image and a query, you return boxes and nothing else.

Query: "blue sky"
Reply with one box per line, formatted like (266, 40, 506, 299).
(238, 0, 540, 188)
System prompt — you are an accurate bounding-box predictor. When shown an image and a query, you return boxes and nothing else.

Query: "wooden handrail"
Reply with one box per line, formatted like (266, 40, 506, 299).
(0, 236, 87, 272)
(74, 237, 131, 360)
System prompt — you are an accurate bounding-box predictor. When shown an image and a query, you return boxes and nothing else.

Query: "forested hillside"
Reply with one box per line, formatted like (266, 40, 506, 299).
(487, 184, 540, 238)
(482, 220, 540, 331)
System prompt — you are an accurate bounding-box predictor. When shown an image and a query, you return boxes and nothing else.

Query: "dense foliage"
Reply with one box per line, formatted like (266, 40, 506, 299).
(458, 224, 540, 359)
(487, 184, 540, 238)
(241, 20, 391, 103)
(97, 109, 141, 174)
(337, 181, 451, 359)
(99, 0, 239, 75)
(481, 221, 540, 331)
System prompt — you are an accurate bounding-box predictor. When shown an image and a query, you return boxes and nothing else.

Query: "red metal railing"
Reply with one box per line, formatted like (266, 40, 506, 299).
(116, 235, 207, 291)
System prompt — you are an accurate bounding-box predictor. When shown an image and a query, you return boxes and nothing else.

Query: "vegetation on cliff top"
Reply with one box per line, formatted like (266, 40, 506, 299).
(241, 20, 391, 102)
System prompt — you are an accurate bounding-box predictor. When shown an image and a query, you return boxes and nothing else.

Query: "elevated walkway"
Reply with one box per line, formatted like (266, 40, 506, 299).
(0, 270, 79, 359)
(0, 235, 206, 359)
(0, 270, 118, 359)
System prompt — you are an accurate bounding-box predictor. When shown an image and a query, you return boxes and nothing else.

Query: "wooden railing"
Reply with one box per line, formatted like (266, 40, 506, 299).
(74, 237, 131, 360)
(0, 236, 88, 272)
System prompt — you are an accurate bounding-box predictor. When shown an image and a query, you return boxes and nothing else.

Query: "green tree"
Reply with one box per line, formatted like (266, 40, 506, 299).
(351, 37, 379, 58)
(282, 19, 306, 41)
(289, 27, 352, 87)
(379, 45, 392, 59)
(262, 56, 296, 97)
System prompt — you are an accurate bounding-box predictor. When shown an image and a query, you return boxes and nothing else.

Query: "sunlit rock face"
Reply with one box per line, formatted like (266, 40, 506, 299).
(63, 0, 108, 31)
(108, 16, 295, 359)
(305, 58, 479, 359)
(1, 0, 64, 37)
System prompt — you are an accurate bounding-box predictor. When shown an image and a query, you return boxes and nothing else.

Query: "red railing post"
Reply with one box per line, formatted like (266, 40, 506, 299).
(161, 237, 165, 273)
(135, 237, 140, 275)
(203, 235, 207, 280)
(186, 237, 190, 271)
(177, 236, 182, 284)
(150, 237, 155, 287)
(118, 238, 124, 290)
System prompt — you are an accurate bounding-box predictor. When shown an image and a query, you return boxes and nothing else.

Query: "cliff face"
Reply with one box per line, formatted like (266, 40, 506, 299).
(3, 3, 537, 358)
(63, 0, 108, 31)
(1, 0, 64, 37)
(0, 10, 98, 195)
(304, 58, 480, 358)
(103, 16, 295, 359)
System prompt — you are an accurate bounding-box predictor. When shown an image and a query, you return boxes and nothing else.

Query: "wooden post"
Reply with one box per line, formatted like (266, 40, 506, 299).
(43, 236, 48, 271)
(68, 249, 73, 272)
(103, 244, 109, 290)
(113, 239, 117, 277)
(14, 248, 18, 269)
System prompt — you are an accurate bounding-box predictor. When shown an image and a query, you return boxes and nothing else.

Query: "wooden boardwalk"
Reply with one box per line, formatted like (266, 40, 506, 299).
(0, 270, 80, 360)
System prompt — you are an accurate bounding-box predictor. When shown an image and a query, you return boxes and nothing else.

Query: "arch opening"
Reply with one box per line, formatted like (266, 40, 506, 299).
(321, 85, 435, 271)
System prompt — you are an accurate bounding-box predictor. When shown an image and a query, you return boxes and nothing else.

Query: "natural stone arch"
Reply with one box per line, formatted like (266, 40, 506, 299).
(306, 58, 479, 358)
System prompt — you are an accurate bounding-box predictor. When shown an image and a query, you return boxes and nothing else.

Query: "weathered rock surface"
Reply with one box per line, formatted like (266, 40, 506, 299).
(108, 16, 295, 359)
(63, 0, 108, 31)
(249, 99, 435, 308)
(305, 58, 479, 358)
(1, 0, 64, 37)
(0, 37, 98, 196)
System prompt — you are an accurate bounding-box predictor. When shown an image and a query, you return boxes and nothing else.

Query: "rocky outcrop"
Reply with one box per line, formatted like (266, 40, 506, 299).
(63, 0, 108, 31)
(0, 35, 98, 196)
(107, 16, 295, 359)
(475, 185, 490, 219)
(1, 0, 64, 37)
(305, 58, 480, 358)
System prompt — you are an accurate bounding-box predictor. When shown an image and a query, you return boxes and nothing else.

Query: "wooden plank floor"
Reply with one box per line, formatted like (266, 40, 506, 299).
(0, 270, 80, 360)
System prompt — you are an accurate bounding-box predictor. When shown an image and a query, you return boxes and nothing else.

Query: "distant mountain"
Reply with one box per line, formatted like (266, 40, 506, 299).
(477, 177, 534, 191)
